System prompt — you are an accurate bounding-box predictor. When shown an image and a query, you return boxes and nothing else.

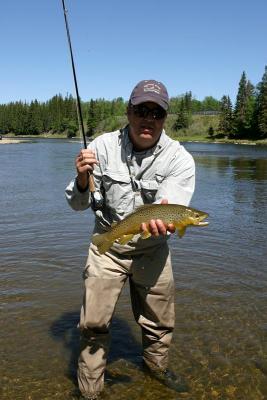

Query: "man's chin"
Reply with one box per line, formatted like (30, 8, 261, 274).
(134, 136, 155, 150)
(129, 129, 157, 150)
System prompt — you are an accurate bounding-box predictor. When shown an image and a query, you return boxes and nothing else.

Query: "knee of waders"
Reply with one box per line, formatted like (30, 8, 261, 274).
(79, 324, 109, 338)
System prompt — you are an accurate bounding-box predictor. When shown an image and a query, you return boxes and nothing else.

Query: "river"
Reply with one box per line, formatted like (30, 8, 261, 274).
(1, 140, 267, 400)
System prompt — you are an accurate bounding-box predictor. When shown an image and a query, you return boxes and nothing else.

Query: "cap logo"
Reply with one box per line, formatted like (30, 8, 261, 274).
(143, 83, 161, 94)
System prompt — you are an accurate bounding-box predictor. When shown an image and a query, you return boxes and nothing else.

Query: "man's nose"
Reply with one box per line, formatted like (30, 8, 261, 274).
(144, 112, 155, 121)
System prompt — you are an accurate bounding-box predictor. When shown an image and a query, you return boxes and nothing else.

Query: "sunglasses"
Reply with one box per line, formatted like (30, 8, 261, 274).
(130, 104, 167, 120)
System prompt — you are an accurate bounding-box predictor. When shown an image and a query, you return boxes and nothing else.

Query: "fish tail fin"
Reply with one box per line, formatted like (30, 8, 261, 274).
(92, 232, 112, 254)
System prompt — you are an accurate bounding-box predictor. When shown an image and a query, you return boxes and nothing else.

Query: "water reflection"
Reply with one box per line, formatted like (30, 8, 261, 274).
(195, 156, 231, 174)
(232, 158, 267, 181)
(196, 156, 267, 181)
(195, 155, 267, 228)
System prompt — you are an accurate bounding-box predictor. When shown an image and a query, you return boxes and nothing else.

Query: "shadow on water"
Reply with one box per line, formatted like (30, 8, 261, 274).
(50, 311, 80, 383)
(50, 312, 142, 390)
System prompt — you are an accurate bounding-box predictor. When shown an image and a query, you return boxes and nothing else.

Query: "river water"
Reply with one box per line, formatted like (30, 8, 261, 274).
(1, 140, 267, 400)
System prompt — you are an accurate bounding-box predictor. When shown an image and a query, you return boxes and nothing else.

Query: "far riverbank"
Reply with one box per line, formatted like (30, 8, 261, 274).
(1, 133, 267, 146)
(0, 137, 29, 144)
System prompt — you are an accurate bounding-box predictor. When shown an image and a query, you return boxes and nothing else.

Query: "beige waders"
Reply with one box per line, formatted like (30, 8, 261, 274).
(78, 242, 175, 397)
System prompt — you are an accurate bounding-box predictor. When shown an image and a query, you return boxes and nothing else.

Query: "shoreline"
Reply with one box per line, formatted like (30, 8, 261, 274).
(1, 135, 267, 146)
(0, 138, 29, 144)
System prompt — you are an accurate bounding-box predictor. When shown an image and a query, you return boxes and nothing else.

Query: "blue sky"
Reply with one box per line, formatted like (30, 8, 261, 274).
(1, 0, 266, 104)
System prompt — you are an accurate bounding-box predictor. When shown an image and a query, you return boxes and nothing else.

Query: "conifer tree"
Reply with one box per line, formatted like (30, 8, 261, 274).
(14, 101, 28, 134)
(234, 72, 247, 137)
(184, 91, 192, 113)
(0, 105, 9, 134)
(245, 81, 256, 137)
(208, 126, 214, 138)
(26, 100, 43, 134)
(87, 100, 101, 137)
(218, 95, 233, 136)
(173, 99, 190, 130)
(173, 92, 194, 131)
(256, 66, 267, 138)
(233, 72, 256, 137)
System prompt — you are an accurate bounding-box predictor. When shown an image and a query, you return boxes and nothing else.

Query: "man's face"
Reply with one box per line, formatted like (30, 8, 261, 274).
(127, 102, 167, 151)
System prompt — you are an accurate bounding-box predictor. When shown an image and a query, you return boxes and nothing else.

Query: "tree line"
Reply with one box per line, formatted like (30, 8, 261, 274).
(0, 66, 266, 140)
(0, 94, 126, 137)
(0, 92, 221, 137)
(173, 66, 267, 140)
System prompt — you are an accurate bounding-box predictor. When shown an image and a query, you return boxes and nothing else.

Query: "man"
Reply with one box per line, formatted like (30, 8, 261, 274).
(65, 80, 195, 400)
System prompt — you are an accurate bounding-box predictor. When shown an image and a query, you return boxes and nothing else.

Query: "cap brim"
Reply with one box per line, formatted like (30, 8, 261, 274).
(130, 95, 168, 111)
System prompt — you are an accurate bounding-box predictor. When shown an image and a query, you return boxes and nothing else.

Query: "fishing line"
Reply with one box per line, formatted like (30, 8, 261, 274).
(61, 0, 86, 149)
(61, 0, 101, 207)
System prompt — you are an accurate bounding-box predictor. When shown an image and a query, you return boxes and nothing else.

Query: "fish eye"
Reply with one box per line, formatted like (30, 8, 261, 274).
(195, 213, 200, 218)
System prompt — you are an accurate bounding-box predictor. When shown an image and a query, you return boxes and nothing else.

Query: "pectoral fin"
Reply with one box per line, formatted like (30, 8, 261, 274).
(117, 234, 135, 245)
(140, 229, 152, 240)
(177, 225, 186, 238)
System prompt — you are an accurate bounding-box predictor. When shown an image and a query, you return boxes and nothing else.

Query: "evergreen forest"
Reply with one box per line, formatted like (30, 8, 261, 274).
(0, 66, 266, 141)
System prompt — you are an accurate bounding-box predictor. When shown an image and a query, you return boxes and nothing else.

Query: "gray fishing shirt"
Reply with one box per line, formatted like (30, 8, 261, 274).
(65, 126, 195, 253)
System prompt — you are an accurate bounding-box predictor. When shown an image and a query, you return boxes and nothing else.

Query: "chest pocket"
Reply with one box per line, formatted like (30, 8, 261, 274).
(140, 174, 165, 202)
(102, 169, 131, 213)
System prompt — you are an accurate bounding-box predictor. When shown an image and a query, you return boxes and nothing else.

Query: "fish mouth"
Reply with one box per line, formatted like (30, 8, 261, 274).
(197, 221, 209, 226)
(191, 213, 209, 226)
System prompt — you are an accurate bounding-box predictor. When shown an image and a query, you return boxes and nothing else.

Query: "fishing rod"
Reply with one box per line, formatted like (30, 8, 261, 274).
(61, 0, 97, 202)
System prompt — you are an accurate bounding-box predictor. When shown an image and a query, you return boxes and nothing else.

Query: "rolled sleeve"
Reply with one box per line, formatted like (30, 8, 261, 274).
(65, 178, 91, 211)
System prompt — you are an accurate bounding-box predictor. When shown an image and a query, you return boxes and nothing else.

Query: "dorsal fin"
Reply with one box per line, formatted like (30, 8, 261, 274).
(134, 204, 153, 211)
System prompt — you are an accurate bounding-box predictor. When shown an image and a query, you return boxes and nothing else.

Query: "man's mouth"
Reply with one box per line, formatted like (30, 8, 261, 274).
(140, 125, 154, 134)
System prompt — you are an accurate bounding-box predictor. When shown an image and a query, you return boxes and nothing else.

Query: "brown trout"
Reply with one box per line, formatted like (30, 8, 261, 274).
(92, 203, 209, 254)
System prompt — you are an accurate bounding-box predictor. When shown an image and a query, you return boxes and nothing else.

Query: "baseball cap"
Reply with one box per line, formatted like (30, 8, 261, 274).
(129, 80, 169, 111)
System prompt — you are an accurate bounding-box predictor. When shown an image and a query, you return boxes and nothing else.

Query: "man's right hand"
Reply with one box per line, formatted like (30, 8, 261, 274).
(75, 149, 98, 191)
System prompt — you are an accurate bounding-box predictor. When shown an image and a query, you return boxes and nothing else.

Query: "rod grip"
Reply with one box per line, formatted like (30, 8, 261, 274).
(88, 173, 95, 193)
